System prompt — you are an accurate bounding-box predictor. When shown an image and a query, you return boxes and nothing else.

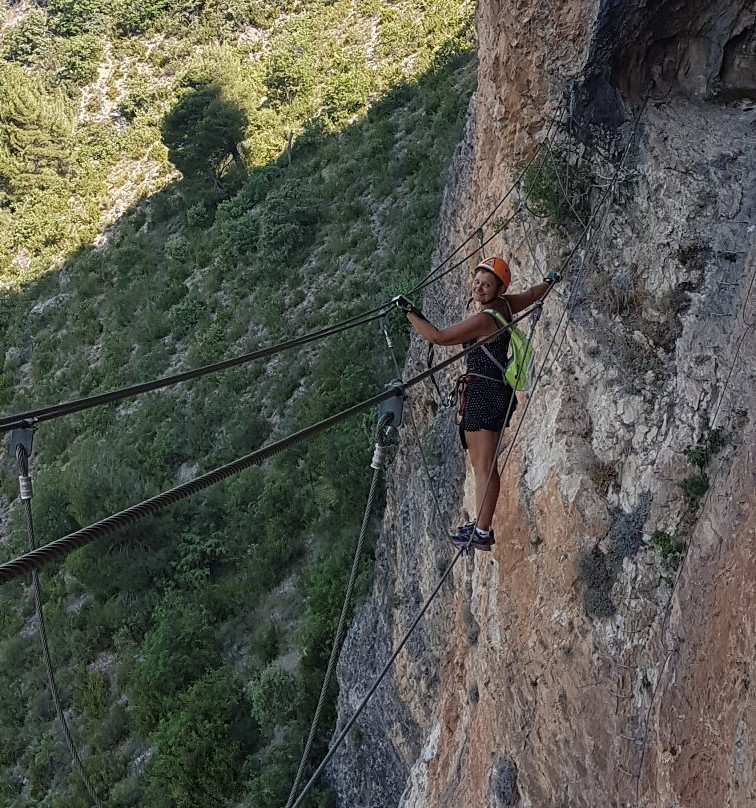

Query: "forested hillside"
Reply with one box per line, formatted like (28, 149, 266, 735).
(0, 1, 475, 805)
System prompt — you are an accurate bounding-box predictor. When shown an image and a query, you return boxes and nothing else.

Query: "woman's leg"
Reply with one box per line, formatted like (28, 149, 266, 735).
(464, 429, 501, 530)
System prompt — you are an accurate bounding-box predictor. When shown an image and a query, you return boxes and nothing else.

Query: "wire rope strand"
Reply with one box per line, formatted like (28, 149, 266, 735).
(288, 543, 465, 808)
(0, 321, 537, 586)
(0, 309, 385, 433)
(17, 451, 104, 807)
(284, 418, 390, 808)
(0, 106, 567, 437)
(0, 387, 399, 584)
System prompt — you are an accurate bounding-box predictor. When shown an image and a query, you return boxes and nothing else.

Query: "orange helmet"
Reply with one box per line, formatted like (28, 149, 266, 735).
(475, 256, 511, 290)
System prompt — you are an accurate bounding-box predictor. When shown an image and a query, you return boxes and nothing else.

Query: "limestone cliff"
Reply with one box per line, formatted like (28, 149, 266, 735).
(330, 1, 756, 806)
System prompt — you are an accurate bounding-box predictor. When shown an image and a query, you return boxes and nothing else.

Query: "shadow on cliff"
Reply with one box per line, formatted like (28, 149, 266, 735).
(0, 40, 474, 808)
(572, 0, 756, 134)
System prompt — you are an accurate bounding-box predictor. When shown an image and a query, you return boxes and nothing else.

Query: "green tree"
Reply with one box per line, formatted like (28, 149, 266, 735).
(248, 663, 298, 734)
(130, 594, 221, 731)
(146, 668, 249, 808)
(45, 0, 111, 37)
(2, 10, 49, 65)
(161, 71, 248, 183)
(0, 65, 74, 204)
(59, 34, 104, 85)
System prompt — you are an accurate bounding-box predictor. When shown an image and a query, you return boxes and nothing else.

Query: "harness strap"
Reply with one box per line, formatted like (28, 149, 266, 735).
(444, 372, 506, 409)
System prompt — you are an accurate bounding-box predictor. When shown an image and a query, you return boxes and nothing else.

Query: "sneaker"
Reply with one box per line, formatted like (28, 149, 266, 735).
(449, 523, 473, 549)
(449, 532, 471, 549)
(449, 525, 495, 551)
(470, 529, 495, 550)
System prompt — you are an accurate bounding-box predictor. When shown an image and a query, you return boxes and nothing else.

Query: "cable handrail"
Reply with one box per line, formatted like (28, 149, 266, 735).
(0, 305, 539, 585)
(0, 107, 569, 435)
(0, 308, 386, 433)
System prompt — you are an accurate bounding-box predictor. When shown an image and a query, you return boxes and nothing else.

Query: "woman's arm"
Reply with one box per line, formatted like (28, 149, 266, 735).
(505, 282, 550, 315)
(406, 310, 497, 346)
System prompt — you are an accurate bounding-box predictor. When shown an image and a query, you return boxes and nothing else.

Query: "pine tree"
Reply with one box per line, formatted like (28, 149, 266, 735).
(0, 64, 74, 205)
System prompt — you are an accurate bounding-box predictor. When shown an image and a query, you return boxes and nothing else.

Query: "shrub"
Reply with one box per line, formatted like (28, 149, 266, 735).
(59, 34, 104, 85)
(162, 70, 248, 183)
(685, 427, 728, 468)
(265, 31, 318, 106)
(247, 663, 298, 734)
(588, 459, 617, 495)
(129, 595, 221, 731)
(650, 530, 685, 572)
(146, 668, 249, 808)
(520, 144, 592, 232)
(2, 10, 49, 64)
(679, 472, 709, 505)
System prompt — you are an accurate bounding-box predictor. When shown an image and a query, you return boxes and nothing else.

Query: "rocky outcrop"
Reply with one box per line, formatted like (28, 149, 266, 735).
(330, 2, 756, 806)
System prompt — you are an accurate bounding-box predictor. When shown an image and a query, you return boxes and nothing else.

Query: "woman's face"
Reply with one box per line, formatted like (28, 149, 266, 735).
(472, 269, 501, 304)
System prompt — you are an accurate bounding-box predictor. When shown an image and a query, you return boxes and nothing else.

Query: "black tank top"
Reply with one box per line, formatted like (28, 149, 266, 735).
(465, 307, 511, 379)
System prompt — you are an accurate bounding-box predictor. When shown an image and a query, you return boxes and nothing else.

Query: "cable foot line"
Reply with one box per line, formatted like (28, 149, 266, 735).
(16, 442, 104, 807)
(284, 414, 394, 808)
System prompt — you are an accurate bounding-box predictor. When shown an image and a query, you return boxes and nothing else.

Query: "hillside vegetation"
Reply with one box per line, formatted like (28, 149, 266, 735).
(0, 0, 476, 805)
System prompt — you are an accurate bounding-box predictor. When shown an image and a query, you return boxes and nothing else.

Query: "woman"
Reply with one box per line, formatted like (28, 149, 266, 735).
(396, 257, 559, 550)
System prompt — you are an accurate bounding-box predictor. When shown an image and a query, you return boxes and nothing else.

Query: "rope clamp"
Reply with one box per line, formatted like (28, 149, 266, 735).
(529, 301, 544, 326)
(370, 443, 387, 471)
(378, 379, 405, 433)
(378, 313, 393, 349)
(19, 475, 33, 500)
(9, 426, 34, 461)
(11, 427, 35, 500)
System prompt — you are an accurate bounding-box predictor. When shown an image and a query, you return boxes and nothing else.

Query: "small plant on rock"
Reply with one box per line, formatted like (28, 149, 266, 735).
(679, 472, 709, 505)
(519, 144, 592, 232)
(650, 530, 685, 572)
(685, 427, 728, 468)
(679, 427, 728, 509)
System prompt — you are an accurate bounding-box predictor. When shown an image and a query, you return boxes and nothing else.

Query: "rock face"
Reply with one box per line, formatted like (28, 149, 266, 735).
(329, 2, 756, 807)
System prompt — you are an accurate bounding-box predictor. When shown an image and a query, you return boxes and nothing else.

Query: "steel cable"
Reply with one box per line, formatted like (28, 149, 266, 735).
(0, 308, 385, 433)
(288, 542, 466, 808)
(0, 388, 396, 584)
(17, 449, 104, 807)
(284, 417, 390, 808)
(1, 108, 568, 437)
(0, 311, 539, 585)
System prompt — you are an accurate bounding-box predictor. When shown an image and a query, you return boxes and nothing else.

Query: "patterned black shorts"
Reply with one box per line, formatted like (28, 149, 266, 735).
(459, 378, 517, 448)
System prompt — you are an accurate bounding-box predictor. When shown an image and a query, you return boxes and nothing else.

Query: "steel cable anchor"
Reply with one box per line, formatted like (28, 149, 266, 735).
(10, 426, 35, 500)
(373, 380, 405, 469)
